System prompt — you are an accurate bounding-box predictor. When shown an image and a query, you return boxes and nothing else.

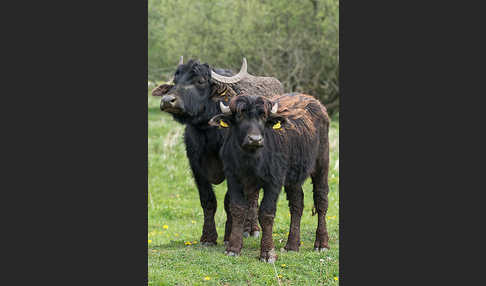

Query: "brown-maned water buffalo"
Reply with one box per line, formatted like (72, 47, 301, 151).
(209, 93, 330, 262)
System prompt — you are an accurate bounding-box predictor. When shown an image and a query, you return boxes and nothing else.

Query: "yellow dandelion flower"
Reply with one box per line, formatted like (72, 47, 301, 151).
(163, 225, 169, 229)
(175, 233, 179, 237)
(288, 213, 290, 217)
(185, 241, 192, 245)
(281, 264, 287, 267)
(278, 274, 282, 278)
(334, 277, 339, 281)
(204, 276, 211, 281)
(192, 240, 198, 244)
(301, 241, 304, 245)
(191, 220, 196, 224)
(148, 240, 152, 244)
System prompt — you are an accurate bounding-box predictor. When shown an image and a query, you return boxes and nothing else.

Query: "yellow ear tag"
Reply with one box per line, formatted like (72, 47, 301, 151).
(219, 120, 229, 128)
(272, 121, 282, 130)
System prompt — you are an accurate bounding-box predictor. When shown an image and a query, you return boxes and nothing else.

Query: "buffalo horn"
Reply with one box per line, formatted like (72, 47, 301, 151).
(219, 101, 232, 115)
(271, 102, 278, 114)
(211, 58, 248, 84)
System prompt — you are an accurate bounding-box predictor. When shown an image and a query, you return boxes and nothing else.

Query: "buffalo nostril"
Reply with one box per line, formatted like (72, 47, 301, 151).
(248, 135, 263, 143)
(162, 95, 176, 104)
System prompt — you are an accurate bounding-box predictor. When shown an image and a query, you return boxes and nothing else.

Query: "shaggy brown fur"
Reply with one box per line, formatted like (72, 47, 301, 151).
(257, 92, 328, 134)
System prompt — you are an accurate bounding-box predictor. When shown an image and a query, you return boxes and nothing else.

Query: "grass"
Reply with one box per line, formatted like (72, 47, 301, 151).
(148, 94, 339, 285)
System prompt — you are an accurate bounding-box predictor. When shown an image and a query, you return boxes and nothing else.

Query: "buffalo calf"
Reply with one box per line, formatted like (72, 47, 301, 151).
(210, 93, 331, 262)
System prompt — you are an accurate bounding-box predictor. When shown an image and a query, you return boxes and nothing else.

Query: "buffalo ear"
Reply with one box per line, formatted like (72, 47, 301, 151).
(151, 84, 173, 96)
(208, 114, 231, 128)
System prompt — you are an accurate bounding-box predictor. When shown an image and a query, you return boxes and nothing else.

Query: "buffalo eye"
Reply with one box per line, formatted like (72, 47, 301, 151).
(196, 78, 206, 85)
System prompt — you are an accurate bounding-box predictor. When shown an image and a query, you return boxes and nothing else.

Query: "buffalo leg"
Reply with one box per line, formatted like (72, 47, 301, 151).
(223, 192, 232, 245)
(243, 190, 260, 238)
(284, 185, 304, 251)
(259, 185, 281, 263)
(194, 172, 218, 246)
(225, 177, 248, 256)
(311, 139, 330, 251)
(225, 189, 260, 245)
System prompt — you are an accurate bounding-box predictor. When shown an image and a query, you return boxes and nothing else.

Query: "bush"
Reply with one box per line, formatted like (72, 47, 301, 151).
(148, 0, 339, 114)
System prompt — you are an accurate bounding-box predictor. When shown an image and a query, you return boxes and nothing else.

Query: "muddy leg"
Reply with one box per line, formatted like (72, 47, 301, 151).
(312, 179, 330, 251)
(243, 190, 260, 238)
(225, 177, 248, 256)
(259, 185, 280, 263)
(311, 137, 330, 251)
(284, 185, 304, 251)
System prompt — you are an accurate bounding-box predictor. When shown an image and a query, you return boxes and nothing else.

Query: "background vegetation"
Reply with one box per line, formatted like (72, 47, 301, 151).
(148, 95, 339, 285)
(148, 0, 339, 114)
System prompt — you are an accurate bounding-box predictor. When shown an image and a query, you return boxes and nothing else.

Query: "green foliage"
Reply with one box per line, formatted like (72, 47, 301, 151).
(148, 94, 339, 285)
(148, 0, 339, 114)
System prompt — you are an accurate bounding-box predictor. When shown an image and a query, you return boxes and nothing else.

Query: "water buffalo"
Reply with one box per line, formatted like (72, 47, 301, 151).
(209, 93, 330, 262)
(152, 57, 284, 245)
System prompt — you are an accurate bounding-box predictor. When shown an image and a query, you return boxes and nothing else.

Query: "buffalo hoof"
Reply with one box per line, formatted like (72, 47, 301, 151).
(284, 244, 300, 252)
(260, 248, 278, 263)
(225, 250, 238, 257)
(243, 231, 260, 238)
(314, 238, 329, 251)
(201, 241, 217, 246)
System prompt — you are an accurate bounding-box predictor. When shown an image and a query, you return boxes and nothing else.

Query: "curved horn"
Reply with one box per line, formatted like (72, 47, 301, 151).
(271, 102, 279, 114)
(219, 101, 232, 115)
(211, 58, 248, 84)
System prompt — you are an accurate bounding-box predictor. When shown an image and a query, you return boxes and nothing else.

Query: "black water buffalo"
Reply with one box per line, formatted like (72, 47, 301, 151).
(152, 57, 284, 245)
(209, 93, 330, 262)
